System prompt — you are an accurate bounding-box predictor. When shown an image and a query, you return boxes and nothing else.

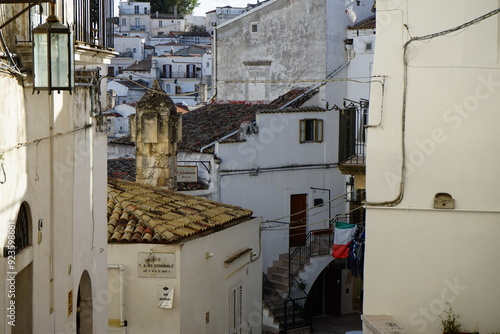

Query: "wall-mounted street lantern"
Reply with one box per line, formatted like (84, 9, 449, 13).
(33, 5, 73, 94)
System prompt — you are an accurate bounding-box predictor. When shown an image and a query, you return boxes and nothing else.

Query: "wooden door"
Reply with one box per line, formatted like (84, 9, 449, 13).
(290, 194, 307, 247)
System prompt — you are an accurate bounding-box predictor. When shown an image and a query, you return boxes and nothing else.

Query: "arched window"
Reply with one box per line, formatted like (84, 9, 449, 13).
(15, 203, 30, 253)
(4, 202, 31, 257)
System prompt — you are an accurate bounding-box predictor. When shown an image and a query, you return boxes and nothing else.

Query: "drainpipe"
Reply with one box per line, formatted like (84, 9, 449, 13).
(108, 264, 125, 327)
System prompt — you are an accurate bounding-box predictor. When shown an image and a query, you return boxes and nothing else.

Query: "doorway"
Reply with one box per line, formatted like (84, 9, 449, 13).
(290, 194, 307, 247)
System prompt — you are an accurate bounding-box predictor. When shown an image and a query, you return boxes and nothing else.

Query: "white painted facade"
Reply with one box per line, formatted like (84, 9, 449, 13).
(215, 0, 374, 106)
(0, 4, 111, 334)
(107, 217, 262, 334)
(154, 54, 210, 105)
(118, 1, 151, 39)
(113, 36, 145, 61)
(150, 16, 186, 36)
(363, 1, 500, 333)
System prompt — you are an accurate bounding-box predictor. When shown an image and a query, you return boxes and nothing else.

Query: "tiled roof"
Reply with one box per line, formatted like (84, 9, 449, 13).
(108, 159, 136, 181)
(348, 16, 376, 30)
(107, 88, 319, 153)
(110, 134, 134, 145)
(107, 158, 209, 191)
(259, 106, 325, 114)
(179, 88, 318, 151)
(123, 58, 152, 72)
(170, 31, 211, 38)
(174, 45, 210, 56)
(112, 79, 149, 90)
(107, 178, 253, 243)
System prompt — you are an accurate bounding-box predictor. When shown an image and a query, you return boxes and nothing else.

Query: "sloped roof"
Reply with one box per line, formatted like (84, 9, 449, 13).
(174, 45, 210, 56)
(106, 88, 319, 152)
(107, 178, 253, 243)
(170, 31, 211, 38)
(123, 58, 152, 72)
(107, 158, 209, 192)
(112, 79, 149, 90)
(179, 88, 318, 151)
(348, 15, 376, 30)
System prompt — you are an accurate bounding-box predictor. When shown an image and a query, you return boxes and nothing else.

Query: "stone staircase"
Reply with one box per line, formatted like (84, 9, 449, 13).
(263, 251, 311, 333)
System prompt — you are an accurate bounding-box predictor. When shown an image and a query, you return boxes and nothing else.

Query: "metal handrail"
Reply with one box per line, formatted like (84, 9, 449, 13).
(262, 273, 286, 328)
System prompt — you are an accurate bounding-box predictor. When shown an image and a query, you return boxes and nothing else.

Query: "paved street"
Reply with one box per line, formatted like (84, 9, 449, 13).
(311, 313, 363, 334)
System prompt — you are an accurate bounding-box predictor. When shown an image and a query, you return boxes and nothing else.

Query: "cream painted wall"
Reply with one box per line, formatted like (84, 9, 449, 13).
(364, 0, 500, 333)
(0, 71, 108, 333)
(107, 217, 262, 334)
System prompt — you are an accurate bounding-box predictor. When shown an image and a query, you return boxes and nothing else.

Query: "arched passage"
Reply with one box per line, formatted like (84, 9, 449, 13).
(77, 270, 93, 334)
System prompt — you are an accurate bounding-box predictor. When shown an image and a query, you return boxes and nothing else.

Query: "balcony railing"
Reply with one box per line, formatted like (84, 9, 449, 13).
(338, 103, 368, 167)
(160, 71, 200, 79)
(73, 0, 114, 48)
(119, 9, 150, 15)
(130, 25, 146, 31)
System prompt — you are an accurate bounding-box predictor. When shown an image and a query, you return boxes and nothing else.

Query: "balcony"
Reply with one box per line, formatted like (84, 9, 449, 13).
(73, 0, 114, 48)
(338, 103, 367, 175)
(130, 25, 146, 31)
(160, 71, 200, 79)
(120, 9, 150, 15)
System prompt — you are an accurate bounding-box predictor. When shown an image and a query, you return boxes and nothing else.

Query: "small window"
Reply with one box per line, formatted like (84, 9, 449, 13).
(165, 83, 171, 93)
(144, 7, 147, 14)
(134, 5, 139, 14)
(299, 119, 323, 143)
(366, 43, 372, 51)
(4, 203, 31, 256)
(133, 48, 137, 53)
(121, 18, 126, 26)
(251, 22, 258, 33)
(107, 66, 115, 77)
(175, 85, 182, 94)
(159, 20, 163, 27)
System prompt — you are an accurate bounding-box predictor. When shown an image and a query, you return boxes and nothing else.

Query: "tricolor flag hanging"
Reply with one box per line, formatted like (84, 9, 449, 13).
(332, 222, 357, 258)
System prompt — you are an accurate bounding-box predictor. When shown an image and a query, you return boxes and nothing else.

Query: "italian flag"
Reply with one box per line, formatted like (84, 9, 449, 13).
(332, 222, 357, 258)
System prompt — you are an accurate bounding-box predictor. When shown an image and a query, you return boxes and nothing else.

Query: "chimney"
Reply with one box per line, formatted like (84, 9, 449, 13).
(132, 80, 182, 189)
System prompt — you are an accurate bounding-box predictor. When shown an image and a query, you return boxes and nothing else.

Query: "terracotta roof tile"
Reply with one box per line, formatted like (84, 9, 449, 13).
(123, 58, 152, 72)
(107, 178, 253, 243)
(180, 87, 318, 151)
(348, 16, 376, 30)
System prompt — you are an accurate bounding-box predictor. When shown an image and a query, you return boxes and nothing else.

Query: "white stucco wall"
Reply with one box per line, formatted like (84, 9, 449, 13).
(107, 217, 262, 334)
(113, 36, 145, 61)
(214, 110, 347, 269)
(215, 0, 374, 106)
(364, 1, 500, 333)
(0, 74, 108, 333)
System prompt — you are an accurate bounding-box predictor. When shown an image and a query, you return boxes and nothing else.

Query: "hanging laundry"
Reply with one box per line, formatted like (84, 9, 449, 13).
(332, 222, 357, 258)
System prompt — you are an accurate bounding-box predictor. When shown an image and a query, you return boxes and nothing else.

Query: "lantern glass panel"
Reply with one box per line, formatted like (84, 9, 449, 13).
(50, 32, 69, 88)
(33, 32, 49, 88)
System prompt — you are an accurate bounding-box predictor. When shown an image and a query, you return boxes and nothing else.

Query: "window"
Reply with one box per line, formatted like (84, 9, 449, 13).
(251, 22, 258, 33)
(118, 66, 123, 74)
(121, 18, 126, 26)
(144, 7, 148, 14)
(133, 48, 137, 53)
(175, 85, 182, 94)
(366, 42, 372, 51)
(229, 285, 242, 334)
(107, 66, 115, 77)
(4, 203, 31, 256)
(165, 83, 171, 93)
(159, 20, 163, 27)
(299, 119, 323, 143)
(135, 18, 140, 27)
(134, 5, 139, 14)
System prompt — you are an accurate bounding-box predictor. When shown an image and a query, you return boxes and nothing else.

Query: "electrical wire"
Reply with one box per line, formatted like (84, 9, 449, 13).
(364, 7, 500, 207)
(0, 123, 93, 156)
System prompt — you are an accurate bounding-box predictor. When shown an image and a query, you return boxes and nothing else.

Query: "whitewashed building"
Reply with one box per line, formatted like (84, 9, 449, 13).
(363, 1, 500, 334)
(106, 178, 262, 334)
(0, 0, 115, 333)
(214, 0, 373, 107)
(117, 1, 151, 39)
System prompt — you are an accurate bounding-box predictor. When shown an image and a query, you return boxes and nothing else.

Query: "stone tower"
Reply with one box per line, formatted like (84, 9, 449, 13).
(131, 81, 181, 189)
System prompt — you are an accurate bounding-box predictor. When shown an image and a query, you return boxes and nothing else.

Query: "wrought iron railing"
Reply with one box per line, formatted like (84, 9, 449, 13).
(73, 0, 114, 48)
(289, 228, 334, 278)
(338, 103, 368, 165)
(263, 273, 285, 328)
